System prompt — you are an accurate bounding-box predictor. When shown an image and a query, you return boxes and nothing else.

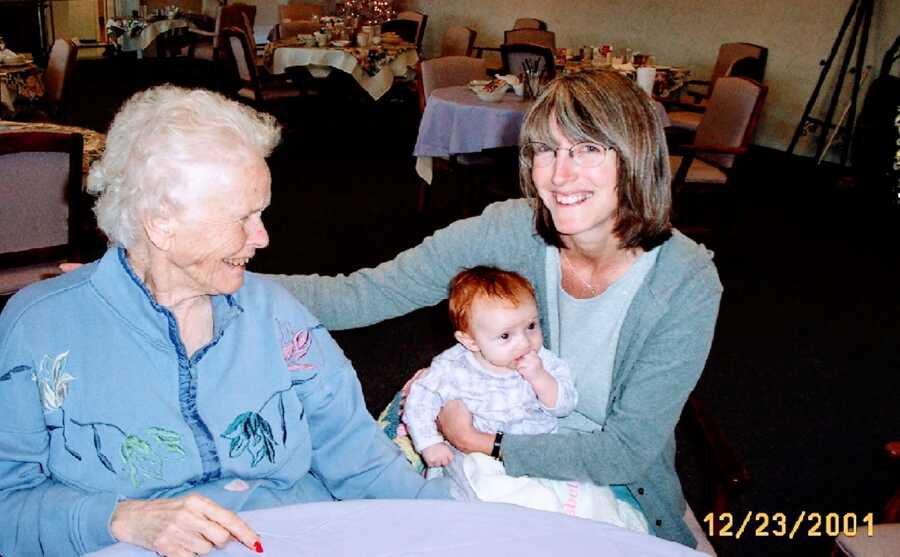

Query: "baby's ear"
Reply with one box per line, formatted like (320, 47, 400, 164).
(454, 330, 479, 353)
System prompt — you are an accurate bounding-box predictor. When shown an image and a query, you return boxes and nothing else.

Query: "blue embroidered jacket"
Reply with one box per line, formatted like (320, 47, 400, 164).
(0, 248, 449, 556)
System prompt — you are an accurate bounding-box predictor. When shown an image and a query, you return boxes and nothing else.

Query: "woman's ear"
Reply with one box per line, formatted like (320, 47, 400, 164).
(454, 330, 480, 353)
(142, 206, 175, 251)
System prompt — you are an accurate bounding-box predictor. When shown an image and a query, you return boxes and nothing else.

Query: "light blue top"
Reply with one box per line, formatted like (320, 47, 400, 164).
(552, 245, 660, 427)
(0, 247, 449, 557)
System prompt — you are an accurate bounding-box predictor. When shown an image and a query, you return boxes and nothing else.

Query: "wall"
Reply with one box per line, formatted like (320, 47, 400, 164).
(401, 0, 900, 156)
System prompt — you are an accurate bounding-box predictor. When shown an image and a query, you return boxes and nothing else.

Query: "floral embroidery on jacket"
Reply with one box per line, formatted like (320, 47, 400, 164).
(34, 351, 75, 412)
(68, 420, 187, 487)
(278, 320, 315, 371)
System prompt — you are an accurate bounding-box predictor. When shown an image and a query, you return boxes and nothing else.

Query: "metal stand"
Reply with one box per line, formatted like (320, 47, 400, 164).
(786, 0, 873, 165)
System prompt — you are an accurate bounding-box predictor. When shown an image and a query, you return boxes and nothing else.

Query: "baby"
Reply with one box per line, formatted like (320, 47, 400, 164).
(403, 265, 577, 469)
(403, 266, 648, 533)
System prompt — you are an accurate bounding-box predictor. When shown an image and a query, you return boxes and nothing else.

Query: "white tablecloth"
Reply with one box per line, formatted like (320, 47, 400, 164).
(117, 18, 192, 57)
(270, 45, 418, 100)
(88, 499, 703, 556)
(0, 62, 41, 112)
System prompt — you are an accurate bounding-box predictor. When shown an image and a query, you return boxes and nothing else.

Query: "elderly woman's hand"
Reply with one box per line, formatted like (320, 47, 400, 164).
(436, 400, 495, 455)
(109, 494, 262, 556)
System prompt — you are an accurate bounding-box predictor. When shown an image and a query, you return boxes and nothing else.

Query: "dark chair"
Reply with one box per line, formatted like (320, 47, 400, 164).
(15, 39, 77, 123)
(381, 18, 419, 45)
(222, 26, 301, 112)
(396, 10, 428, 52)
(188, 3, 257, 88)
(501, 42, 555, 79)
(441, 26, 477, 58)
(669, 77, 768, 238)
(503, 28, 556, 50)
(0, 132, 86, 300)
(415, 56, 491, 213)
(513, 17, 547, 31)
(666, 42, 768, 133)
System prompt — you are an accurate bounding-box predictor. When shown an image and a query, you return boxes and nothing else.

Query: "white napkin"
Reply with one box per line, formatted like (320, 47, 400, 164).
(496, 74, 521, 86)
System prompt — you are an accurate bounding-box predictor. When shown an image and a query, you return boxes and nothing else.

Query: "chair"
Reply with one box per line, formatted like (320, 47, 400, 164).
(418, 56, 487, 112)
(0, 132, 85, 300)
(513, 17, 547, 30)
(415, 56, 509, 214)
(15, 39, 77, 123)
(223, 26, 301, 111)
(441, 26, 477, 58)
(188, 3, 257, 87)
(501, 43, 555, 79)
(833, 441, 900, 556)
(396, 10, 428, 52)
(667, 43, 768, 133)
(381, 18, 420, 45)
(278, 2, 323, 23)
(503, 28, 556, 50)
(669, 77, 767, 235)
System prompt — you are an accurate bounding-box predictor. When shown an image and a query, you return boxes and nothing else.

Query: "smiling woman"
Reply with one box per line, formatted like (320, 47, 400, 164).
(0, 85, 449, 557)
(267, 70, 721, 553)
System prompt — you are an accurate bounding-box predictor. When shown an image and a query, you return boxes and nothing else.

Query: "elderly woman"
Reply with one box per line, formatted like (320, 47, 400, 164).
(269, 71, 721, 551)
(0, 85, 448, 557)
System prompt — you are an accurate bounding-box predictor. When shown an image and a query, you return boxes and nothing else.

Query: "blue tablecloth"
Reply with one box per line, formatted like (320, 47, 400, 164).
(89, 499, 704, 556)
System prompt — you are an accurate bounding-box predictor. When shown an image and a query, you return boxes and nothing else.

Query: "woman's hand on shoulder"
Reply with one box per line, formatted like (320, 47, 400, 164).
(109, 494, 262, 557)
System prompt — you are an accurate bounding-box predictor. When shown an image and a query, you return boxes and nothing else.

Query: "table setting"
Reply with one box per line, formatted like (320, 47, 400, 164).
(0, 38, 43, 115)
(264, 32, 418, 100)
(105, 10, 195, 58)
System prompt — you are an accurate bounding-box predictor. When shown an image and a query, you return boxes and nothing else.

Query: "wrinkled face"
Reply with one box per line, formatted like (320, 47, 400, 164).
(161, 156, 271, 297)
(461, 294, 543, 373)
(532, 120, 620, 245)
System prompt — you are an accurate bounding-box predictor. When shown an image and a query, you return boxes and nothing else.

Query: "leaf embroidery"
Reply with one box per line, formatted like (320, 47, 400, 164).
(70, 419, 186, 487)
(220, 411, 278, 467)
(0, 364, 31, 382)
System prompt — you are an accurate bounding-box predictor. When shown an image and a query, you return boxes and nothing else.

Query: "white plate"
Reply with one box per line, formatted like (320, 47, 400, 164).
(0, 61, 31, 69)
(331, 40, 350, 48)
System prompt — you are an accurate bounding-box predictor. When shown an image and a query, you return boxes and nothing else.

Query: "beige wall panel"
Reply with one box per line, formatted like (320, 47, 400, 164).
(52, 0, 100, 41)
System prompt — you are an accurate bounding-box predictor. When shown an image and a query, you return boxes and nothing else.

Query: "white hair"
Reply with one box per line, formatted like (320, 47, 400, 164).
(87, 85, 281, 248)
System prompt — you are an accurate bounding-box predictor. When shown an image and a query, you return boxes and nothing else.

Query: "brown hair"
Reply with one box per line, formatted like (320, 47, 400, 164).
(518, 70, 672, 250)
(448, 266, 536, 332)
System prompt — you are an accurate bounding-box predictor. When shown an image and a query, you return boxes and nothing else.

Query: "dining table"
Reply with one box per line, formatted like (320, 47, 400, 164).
(0, 120, 106, 175)
(107, 16, 194, 58)
(0, 59, 43, 114)
(87, 499, 704, 556)
(264, 39, 418, 101)
(413, 84, 671, 184)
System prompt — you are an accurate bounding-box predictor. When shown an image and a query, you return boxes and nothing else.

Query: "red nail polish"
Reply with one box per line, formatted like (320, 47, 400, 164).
(254, 540, 264, 553)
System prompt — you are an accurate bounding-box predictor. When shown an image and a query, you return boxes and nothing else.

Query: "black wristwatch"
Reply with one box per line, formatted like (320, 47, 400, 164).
(491, 431, 504, 461)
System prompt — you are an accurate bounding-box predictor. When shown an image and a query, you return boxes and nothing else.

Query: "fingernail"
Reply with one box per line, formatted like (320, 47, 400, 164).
(254, 540, 264, 553)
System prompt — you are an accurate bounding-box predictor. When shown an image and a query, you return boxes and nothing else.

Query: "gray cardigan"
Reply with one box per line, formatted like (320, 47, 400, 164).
(271, 199, 722, 547)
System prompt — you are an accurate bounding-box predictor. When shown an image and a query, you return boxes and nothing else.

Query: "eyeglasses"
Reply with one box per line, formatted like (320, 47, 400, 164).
(520, 141, 612, 168)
